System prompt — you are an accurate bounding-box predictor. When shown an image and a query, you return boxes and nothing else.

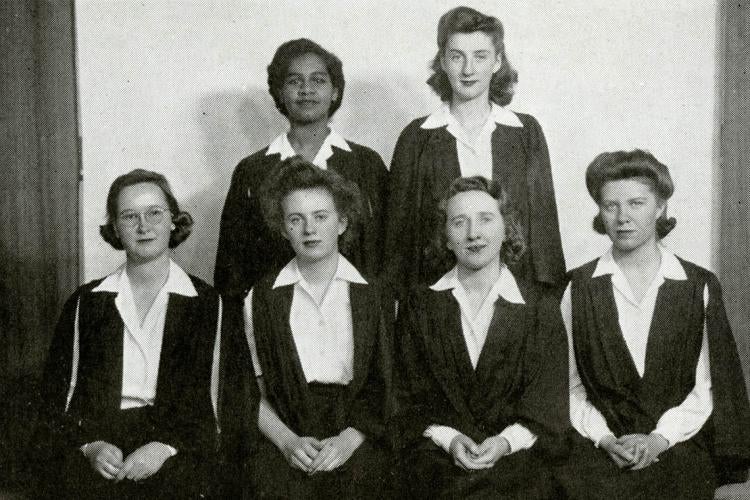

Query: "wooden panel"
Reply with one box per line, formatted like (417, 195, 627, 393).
(718, 0, 750, 394)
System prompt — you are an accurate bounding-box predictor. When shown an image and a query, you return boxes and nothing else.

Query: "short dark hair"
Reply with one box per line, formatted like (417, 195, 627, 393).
(586, 149, 677, 239)
(99, 169, 193, 250)
(427, 6, 518, 106)
(259, 156, 362, 252)
(427, 176, 525, 270)
(267, 38, 345, 118)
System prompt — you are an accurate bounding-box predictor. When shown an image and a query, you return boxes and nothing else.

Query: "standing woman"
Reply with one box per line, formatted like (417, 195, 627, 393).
(385, 6, 564, 296)
(556, 151, 750, 499)
(244, 157, 393, 499)
(393, 176, 568, 499)
(215, 38, 389, 299)
(36, 169, 255, 499)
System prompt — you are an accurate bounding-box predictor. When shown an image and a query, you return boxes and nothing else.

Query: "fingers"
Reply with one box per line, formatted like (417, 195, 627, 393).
(319, 447, 342, 472)
(289, 454, 309, 472)
(293, 447, 314, 470)
(116, 457, 136, 482)
(308, 444, 334, 474)
(302, 441, 321, 461)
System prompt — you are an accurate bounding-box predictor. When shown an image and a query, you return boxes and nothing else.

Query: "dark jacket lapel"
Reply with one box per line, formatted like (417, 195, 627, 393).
(348, 283, 375, 396)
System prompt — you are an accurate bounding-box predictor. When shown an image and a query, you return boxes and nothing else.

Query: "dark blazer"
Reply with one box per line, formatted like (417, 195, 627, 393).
(384, 113, 565, 297)
(37, 273, 257, 464)
(251, 274, 394, 443)
(392, 282, 569, 455)
(214, 141, 389, 298)
(569, 257, 750, 483)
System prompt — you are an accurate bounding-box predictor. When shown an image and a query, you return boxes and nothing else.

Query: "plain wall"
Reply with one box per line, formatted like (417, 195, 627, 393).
(76, 0, 719, 282)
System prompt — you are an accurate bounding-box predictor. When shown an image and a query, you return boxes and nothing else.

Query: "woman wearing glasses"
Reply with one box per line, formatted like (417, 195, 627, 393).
(36, 169, 255, 499)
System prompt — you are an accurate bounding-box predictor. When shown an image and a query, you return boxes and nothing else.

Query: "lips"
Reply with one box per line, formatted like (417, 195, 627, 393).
(303, 240, 322, 247)
(465, 243, 487, 253)
(296, 99, 319, 107)
(460, 80, 478, 86)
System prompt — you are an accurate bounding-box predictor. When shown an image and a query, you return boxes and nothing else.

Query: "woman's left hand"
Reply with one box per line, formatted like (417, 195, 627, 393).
(617, 433, 669, 471)
(116, 442, 174, 482)
(308, 427, 364, 474)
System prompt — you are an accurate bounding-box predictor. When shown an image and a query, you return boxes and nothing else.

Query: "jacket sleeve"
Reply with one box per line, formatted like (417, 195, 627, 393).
(214, 160, 255, 298)
(524, 115, 566, 287)
(383, 122, 424, 298)
(361, 149, 390, 278)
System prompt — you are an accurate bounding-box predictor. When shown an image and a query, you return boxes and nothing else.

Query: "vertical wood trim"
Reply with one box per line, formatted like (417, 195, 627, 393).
(718, 0, 750, 394)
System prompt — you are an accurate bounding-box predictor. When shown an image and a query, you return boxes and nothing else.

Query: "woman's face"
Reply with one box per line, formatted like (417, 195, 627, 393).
(281, 186, 346, 264)
(114, 182, 173, 264)
(281, 52, 339, 125)
(441, 31, 501, 104)
(445, 190, 506, 272)
(599, 178, 665, 254)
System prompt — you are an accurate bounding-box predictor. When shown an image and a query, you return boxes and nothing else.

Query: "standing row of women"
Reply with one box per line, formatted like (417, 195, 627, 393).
(38, 5, 750, 500)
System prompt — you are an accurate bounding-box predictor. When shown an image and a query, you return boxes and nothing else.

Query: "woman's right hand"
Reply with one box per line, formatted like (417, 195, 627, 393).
(281, 436, 323, 472)
(82, 440, 124, 480)
(598, 434, 635, 468)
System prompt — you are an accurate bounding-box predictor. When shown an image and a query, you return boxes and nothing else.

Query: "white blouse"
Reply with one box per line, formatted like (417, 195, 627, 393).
(422, 266, 538, 455)
(244, 255, 367, 384)
(266, 129, 351, 170)
(562, 246, 712, 447)
(420, 103, 523, 180)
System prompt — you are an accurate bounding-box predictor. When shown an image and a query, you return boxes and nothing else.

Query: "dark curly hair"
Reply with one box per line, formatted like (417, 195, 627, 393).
(427, 176, 525, 270)
(259, 156, 362, 253)
(267, 38, 345, 118)
(99, 169, 193, 250)
(586, 149, 677, 239)
(427, 6, 518, 106)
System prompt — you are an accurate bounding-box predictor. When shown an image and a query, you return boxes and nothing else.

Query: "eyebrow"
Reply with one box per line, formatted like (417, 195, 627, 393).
(285, 71, 329, 78)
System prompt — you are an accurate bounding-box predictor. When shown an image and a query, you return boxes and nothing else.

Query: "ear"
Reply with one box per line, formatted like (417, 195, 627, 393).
(332, 87, 340, 105)
(492, 54, 502, 74)
(337, 216, 348, 236)
(440, 53, 448, 72)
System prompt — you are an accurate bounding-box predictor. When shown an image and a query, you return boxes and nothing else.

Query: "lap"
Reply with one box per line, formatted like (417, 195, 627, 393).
(554, 432, 716, 500)
(398, 441, 555, 500)
(248, 437, 392, 500)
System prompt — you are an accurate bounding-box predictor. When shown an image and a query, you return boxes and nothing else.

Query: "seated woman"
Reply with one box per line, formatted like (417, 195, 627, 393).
(215, 38, 389, 299)
(36, 169, 254, 499)
(244, 157, 393, 499)
(392, 176, 569, 499)
(555, 150, 750, 500)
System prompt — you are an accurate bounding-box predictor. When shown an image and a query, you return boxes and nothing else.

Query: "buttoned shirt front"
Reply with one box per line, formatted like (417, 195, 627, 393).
(91, 260, 198, 409)
(266, 129, 352, 169)
(423, 266, 538, 454)
(421, 103, 523, 179)
(562, 246, 713, 447)
(244, 255, 367, 384)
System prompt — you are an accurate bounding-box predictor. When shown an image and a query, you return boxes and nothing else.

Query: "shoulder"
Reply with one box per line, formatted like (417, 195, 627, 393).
(187, 274, 220, 300)
(232, 147, 274, 178)
(514, 112, 542, 129)
(568, 259, 601, 283)
(336, 141, 388, 169)
(674, 257, 720, 291)
(396, 116, 434, 142)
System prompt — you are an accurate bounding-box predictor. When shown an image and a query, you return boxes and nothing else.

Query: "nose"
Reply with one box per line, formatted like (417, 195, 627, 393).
(462, 58, 475, 76)
(135, 213, 149, 232)
(616, 207, 631, 224)
(302, 217, 315, 235)
(466, 219, 480, 240)
(299, 78, 313, 95)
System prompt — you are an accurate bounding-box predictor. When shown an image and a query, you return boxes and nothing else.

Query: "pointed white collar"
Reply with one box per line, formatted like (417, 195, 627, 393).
(429, 265, 525, 304)
(420, 102, 523, 130)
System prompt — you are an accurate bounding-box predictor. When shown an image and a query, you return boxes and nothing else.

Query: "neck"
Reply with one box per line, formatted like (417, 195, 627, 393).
(612, 239, 661, 270)
(297, 252, 339, 286)
(449, 95, 492, 126)
(126, 253, 171, 289)
(456, 258, 502, 292)
(288, 121, 330, 151)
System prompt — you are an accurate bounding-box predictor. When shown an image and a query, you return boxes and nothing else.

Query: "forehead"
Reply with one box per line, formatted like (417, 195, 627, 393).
(599, 178, 657, 200)
(117, 182, 168, 210)
(446, 190, 500, 215)
(445, 31, 497, 52)
(281, 186, 336, 213)
(286, 52, 328, 76)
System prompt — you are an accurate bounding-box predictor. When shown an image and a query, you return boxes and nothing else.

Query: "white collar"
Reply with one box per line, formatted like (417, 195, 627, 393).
(429, 265, 525, 304)
(92, 260, 198, 297)
(272, 254, 367, 289)
(420, 103, 523, 130)
(593, 245, 688, 281)
(266, 129, 351, 169)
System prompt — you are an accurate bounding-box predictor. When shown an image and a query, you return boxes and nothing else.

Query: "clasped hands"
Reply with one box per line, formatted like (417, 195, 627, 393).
(448, 434, 510, 471)
(599, 433, 669, 471)
(83, 441, 173, 482)
(281, 427, 364, 475)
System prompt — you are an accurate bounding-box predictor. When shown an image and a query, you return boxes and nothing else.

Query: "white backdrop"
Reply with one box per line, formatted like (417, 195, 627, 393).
(76, 0, 719, 282)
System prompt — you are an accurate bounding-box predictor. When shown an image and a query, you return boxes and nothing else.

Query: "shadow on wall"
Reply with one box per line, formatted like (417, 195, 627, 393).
(176, 76, 428, 285)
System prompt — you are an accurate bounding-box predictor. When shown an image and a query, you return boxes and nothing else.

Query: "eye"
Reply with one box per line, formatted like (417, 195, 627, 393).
(287, 215, 302, 225)
(475, 53, 488, 61)
(630, 200, 645, 207)
(601, 202, 617, 212)
(480, 215, 493, 223)
(449, 53, 462, 62)
(314, 213, 329, 222)
(120, 212, 138, 225)
(285, 76, 302, 86)
(312, 76, 328, 85)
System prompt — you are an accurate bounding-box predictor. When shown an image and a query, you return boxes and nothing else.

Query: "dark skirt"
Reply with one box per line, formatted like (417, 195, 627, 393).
(553, 431, 716, 500)
(45, 407, 210, 500)
(248, 383, 392, 499)
(395, 439, 557, 500)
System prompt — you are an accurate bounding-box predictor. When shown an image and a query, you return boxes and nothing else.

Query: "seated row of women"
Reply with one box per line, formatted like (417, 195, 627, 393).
(38, 149, 750, 499)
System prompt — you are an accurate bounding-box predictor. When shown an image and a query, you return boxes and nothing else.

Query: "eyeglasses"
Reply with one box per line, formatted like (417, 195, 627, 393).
(117, 206, 171, 227)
